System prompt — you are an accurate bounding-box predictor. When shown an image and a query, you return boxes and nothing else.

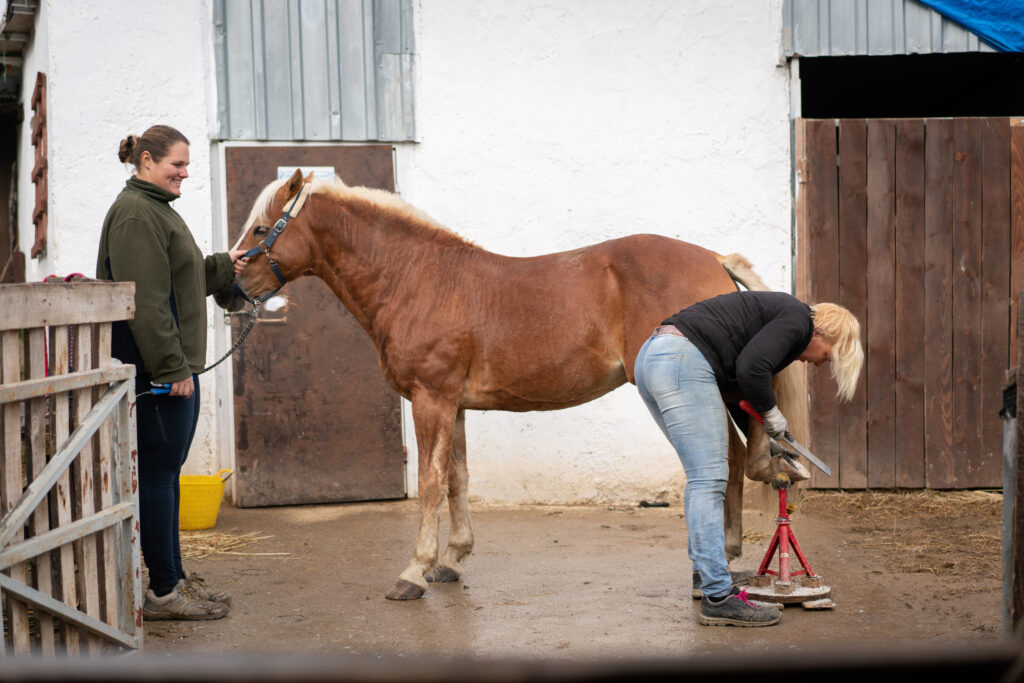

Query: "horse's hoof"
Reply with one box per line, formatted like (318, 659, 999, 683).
(385, 579, 426, 601)
(425, 566, 460, 583)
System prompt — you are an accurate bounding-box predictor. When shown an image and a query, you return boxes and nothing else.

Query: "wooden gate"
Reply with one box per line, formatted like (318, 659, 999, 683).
(797, 117, 1024, 489)
(0, 281, 141, 655)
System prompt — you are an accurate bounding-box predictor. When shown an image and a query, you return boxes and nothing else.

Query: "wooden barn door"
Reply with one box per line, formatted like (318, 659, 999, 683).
(797, 117, 1024, 489)
(224, 146, 405, 506)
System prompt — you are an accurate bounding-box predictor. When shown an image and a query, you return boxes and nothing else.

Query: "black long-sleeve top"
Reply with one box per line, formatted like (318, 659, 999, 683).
(663, 291, 813, 413)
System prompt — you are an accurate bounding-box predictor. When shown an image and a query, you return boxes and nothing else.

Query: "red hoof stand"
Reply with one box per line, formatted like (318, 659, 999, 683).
(385, 579, 426, 601)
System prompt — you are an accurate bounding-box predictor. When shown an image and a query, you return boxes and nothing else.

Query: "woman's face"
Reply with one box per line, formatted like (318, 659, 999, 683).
(138, 141, 190, 196)
(798, 332, 832, 366)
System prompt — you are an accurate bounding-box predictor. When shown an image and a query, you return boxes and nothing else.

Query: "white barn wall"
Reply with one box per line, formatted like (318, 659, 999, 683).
(18, 0, 226, 477)
(395, 0, 793, 504)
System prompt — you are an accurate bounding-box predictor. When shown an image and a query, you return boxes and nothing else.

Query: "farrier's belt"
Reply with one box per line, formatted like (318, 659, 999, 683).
(654, 324, 686, 337)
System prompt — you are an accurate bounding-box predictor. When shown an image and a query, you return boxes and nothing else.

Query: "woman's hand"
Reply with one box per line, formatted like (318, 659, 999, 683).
(229, 249, 249, 276)
(169, 376, 194, 399)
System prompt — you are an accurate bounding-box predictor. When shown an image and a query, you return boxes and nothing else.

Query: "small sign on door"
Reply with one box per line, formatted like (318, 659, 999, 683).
(277, 166, 336, 180)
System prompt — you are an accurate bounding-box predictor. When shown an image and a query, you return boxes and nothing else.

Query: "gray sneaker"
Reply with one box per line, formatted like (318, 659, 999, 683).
(699, 587, 781, 627)
(692, 569, 754, 599)
(142, 586, 228, 621)
(180, 570, 232, 606)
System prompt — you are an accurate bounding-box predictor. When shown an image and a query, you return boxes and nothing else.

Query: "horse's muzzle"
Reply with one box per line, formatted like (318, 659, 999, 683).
(214, 283, 248, 312)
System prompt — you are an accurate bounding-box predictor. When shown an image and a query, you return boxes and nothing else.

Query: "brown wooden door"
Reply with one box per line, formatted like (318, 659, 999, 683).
(224, 146, 405, 506)
(797, 117, 1024, 489)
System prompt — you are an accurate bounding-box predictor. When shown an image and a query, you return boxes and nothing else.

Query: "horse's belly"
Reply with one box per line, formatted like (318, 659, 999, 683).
(462, 362, 627, 412)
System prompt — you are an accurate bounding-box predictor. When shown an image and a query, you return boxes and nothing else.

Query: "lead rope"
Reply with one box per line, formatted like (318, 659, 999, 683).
(201, 301, 261, 375)
(136, 302, 260, 398)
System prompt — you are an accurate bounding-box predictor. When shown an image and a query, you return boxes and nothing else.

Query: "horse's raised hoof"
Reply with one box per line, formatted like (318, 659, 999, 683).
(425, 566, 460, 583)
(385, 579, 426, 601)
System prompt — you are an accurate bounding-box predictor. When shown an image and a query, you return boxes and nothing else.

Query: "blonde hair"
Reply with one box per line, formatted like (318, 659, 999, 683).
(811, 302, 864, 402)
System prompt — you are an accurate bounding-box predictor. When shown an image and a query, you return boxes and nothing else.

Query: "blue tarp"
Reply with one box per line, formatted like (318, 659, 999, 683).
(918, 0, 1024, 52)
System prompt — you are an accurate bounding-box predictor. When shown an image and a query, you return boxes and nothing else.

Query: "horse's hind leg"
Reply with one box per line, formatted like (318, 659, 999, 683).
(426, 408, 474, 583)
(723, 419, 745, 562)
(386, 392, 457, 601)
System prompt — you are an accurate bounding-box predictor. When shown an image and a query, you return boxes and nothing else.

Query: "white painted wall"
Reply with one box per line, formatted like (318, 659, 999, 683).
(395, 0, 793, 504)
(19, 0, 794, 503)
(16, 0, 228, 477)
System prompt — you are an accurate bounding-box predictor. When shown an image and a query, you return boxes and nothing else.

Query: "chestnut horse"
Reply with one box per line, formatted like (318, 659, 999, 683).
(216, 169, 807, 600)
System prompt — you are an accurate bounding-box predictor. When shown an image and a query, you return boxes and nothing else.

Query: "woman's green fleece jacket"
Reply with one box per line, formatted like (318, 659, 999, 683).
(96, 177, 235, 384)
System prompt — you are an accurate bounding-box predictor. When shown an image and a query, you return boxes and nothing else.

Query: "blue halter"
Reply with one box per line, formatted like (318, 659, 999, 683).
(232, 183, 307, 304)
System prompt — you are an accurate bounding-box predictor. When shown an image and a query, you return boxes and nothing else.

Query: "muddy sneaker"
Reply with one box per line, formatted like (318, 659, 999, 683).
(699, 587, 781, 627)
(143, 586, 228, 621)
(691, 570, 755, 599)
(180, 570, 232, 606)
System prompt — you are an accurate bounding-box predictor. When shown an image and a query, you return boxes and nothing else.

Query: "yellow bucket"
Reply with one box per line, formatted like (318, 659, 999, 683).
(179, 469, 233, 530)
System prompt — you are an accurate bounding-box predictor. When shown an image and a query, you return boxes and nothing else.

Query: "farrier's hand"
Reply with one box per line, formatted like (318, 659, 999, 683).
(762, 405, 789, 439)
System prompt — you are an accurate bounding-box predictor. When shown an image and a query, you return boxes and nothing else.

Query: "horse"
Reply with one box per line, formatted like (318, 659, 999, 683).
(215, 169, 808, 601)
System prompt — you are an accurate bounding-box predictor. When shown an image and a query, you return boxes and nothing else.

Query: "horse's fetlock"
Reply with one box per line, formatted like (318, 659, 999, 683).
(447, 528, 474, 549)
(398, 567, 429, 589)
(425, 563, 461, 583)
(439, 548, 468, 571)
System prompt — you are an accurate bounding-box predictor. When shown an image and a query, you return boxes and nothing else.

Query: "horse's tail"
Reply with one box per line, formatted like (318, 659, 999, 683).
(717, 253, 770, 292)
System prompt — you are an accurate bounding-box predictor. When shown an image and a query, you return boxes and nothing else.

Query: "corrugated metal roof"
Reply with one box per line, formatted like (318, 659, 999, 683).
(783, 0, 997, 57)
(213, 0, 415, 142)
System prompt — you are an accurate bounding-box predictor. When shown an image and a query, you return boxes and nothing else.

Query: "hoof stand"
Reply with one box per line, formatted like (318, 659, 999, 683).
(385, 579, 426, 601)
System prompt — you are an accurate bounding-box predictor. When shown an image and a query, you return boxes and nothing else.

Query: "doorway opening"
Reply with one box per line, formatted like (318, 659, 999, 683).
(800, 52, 1024, 119)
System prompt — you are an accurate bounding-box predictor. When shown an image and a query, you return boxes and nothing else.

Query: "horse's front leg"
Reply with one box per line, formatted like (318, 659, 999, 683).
(426, 408, 474, 583)
(385, 391, 458, 601)
(724, 419, 746, 562)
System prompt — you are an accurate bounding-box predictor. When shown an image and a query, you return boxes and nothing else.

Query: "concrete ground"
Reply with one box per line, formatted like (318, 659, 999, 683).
(141, 494, 1003, 661)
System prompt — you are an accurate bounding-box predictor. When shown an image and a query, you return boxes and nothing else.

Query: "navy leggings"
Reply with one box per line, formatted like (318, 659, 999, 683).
(136, 375, 200, 596)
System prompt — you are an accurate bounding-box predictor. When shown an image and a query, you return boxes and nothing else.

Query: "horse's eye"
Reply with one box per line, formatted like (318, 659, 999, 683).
(253, 225, 270, 236)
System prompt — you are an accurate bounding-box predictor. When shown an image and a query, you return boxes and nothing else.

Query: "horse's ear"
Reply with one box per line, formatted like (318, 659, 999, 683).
(304, 170, 315, 183)
(285, 168, 304, 198)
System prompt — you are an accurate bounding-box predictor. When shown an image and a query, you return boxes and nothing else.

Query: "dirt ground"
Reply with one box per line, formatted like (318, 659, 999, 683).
(141, 487, 1005, 661)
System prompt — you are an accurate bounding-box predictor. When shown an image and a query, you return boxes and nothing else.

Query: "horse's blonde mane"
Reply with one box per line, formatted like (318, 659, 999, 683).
(236, 174, 471, 248)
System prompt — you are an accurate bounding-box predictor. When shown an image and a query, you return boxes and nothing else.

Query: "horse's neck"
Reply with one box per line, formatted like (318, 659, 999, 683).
(309, 194, 472, 336)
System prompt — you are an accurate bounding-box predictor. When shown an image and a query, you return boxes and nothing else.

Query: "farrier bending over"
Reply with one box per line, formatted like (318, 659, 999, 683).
(634, 290, 863, 627)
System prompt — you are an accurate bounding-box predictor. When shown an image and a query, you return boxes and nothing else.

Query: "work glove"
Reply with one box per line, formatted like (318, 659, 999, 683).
(762, 405, 789, 439)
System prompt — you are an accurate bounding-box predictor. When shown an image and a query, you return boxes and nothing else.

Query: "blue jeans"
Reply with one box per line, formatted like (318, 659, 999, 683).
(635, 334, 731, 598)
(136, 374, 200, 595)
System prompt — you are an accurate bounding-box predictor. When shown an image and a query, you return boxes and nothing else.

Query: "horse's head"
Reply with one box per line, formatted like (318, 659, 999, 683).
(214, 168, 317, 312)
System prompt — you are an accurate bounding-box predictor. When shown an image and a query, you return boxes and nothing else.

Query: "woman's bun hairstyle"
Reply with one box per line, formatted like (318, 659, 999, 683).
(118, 134, 138, 164)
